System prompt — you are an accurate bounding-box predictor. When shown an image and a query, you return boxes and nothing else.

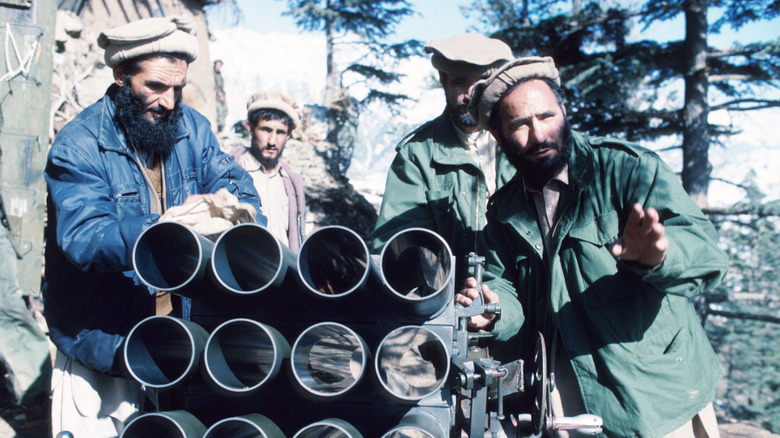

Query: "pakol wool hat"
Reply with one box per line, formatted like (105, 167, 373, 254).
(424, 33, 513, 76)
(98, 16, 199, 68)
(469, 56, 560, 129)
(247, 91, 302, 131)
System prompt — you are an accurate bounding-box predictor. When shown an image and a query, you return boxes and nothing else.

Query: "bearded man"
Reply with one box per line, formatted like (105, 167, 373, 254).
(456, 57, 727, 437)
(44, 16, 263, 437)
(230, 91, 306, 251)
(372, 33, 515, 285)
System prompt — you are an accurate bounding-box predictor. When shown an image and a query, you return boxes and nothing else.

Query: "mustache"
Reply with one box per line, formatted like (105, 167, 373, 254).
(526, 140, 559, 155)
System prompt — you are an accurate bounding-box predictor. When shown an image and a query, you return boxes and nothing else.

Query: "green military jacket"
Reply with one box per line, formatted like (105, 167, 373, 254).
(480, 132, 728, 437)
(372, 111, 516, 282)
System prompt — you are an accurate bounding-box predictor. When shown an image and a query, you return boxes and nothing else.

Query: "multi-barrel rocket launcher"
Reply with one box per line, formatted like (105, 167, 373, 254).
(117, 222, 602, 437)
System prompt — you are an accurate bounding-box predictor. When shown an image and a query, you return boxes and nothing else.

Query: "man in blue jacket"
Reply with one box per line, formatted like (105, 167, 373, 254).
(44, 16, 264, 437)
(457, 57, 727, 437)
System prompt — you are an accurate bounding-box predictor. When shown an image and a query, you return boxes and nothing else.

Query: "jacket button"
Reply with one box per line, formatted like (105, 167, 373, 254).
(535, 243, 542, 250)
(525, 230, 531, 236)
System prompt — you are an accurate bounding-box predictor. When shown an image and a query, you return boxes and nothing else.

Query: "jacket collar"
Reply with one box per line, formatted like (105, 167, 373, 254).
(429, 110, 484, 167)
(97, 84, 191, 154)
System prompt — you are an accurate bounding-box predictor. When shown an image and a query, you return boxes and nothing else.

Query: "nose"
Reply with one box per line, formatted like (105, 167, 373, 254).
(528, 119, 548, 144)
(158, 88, 176, 110)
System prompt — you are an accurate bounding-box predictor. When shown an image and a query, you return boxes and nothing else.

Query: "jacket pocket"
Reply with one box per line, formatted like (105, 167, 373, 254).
(631, 324, 685, 357)
(567, 210, 619, 247)
(111, 184, 144, 218)
(425, 188, 454, 211)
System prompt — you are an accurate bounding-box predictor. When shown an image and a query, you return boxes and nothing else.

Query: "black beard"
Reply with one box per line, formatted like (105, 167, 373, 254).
(113, 84, 182, 157)
(252, 146, 283, 170)
(259, 151, 281, 169)
(503, 118, 574, 189)
(449, 102, 479, 129)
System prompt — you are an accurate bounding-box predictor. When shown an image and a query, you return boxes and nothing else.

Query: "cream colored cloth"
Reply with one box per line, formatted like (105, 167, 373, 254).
(235, 152, 290, 246)
(453, 123, 497, 196)
(470, 56, 561, 130)
(246, 90, 302, 130)
(51, 349, 143, 438)
(98, 16, 199, 67)
(158, 188, 256, 239)
(425, 33, 513, 76)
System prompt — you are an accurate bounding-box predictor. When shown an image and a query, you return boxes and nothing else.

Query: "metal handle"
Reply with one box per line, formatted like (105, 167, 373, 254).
(553, 413, 603, 435)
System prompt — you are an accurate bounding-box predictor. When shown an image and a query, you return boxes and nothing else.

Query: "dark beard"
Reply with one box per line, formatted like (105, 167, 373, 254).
(252, 147, 283, 170)
(504, 118, 574, 189)
(113, 84, 183, 157)
(449, 102, 479, 129)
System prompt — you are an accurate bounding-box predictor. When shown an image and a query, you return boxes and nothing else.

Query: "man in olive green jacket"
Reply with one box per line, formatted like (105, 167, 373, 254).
(457, 57, 728, 437)
(373, 33, 515, 284)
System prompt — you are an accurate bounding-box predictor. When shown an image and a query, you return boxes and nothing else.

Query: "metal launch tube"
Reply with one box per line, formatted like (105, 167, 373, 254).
(202, 318, 290, 397)
(293, 418, 363, 438)
(382, 411, 447, 438)
(120, 410, 206, 438)
(211, 223, 298, 295)
(290, 322, 368, 399)
(297, 225, 376, 299)
(203, 413, 285, 438)
(378, 228, 454, 317)
(133, 221, 214, 297)
(375, 326, 451, 402)
(123, 316, 208, 390)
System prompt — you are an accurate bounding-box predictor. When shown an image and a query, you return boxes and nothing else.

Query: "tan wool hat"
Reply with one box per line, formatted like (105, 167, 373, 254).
(98, 16, 199, 68)
(246, 91, 302, 131)
(469, 56, 560, 129)
(424, 33, 514, 76)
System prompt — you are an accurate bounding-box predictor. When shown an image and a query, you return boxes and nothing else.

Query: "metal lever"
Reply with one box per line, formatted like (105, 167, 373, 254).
(552, 413, 604, 435)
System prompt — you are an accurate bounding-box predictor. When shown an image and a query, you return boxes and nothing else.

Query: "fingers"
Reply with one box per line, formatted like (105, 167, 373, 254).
(482, 284, 499, 304)
(610, 237, 625, 258)
(627, 203, 645, 227)
(456, 277, 497, 307)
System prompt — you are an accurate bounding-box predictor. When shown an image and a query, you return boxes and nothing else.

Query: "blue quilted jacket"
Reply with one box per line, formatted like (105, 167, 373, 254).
(44, 86, 264, 374)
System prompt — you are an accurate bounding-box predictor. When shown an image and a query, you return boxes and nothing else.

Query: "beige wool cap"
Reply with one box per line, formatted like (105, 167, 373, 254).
(98, 16, 199, 68)
(247, 91, 302, 130)
(425, 33, 513, 76)
(469, 56, 560, 129)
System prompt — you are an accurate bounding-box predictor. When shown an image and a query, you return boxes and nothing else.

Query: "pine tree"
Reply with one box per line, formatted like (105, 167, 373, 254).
(281, 0, 421, 177)
(480, 0, 780, 206)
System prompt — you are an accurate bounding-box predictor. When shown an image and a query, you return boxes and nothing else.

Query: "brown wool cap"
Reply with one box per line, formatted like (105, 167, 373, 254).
(469, 56, 560, 129)
(424, 33, 513, 76)
(98, 16, 199, 68)
(247, 90, 302, 131)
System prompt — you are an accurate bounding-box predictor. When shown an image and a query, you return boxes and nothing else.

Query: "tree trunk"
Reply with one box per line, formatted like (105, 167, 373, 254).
(323, 1, 342, 160)
(681, 0, 711, 207)
(323, 6, 337, 110)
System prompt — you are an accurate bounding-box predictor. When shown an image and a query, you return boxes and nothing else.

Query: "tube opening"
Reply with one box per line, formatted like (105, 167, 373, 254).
(204, 319, 288, 394)
(376, 326, 450, 401)
(291, 323, 367, 397)
(380, 229, 452, 300)
(124, 317, 197, 389)
(133, 222, 205, 291)
(298, 226, 370, 298)
(212, 224, 284, 294)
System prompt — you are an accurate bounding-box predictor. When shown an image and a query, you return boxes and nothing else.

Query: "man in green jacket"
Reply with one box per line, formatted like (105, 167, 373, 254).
(372, 33, 515, 284)
(456, 57, 728, 437)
